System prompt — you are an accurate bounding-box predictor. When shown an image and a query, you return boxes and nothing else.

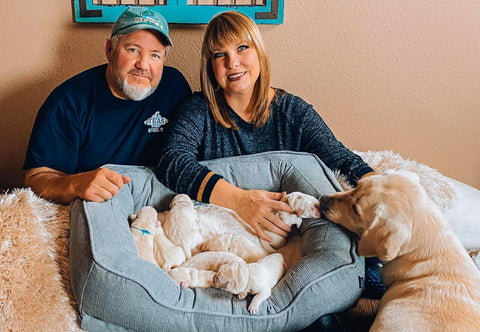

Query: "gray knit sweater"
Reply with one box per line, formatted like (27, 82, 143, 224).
(156, 90, 373, 202)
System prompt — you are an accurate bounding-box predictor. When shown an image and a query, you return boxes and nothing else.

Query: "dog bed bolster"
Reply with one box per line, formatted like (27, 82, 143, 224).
(70, 151, 364, 331)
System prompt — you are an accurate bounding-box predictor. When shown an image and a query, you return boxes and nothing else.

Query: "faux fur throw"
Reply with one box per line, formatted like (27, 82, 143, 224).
(0, 189, 81, 331)
(0, 151, 470, 330)
(351, 150, 457, 210)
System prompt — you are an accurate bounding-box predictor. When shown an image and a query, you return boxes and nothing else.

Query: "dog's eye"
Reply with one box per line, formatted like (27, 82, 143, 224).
(352, 204, 360, 215)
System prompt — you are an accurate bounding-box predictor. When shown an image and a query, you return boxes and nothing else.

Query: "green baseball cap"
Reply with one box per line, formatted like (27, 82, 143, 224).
(111, 7, 173, 46)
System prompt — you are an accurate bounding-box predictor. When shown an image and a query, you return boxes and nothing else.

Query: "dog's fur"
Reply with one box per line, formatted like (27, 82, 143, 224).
(214, 253, 287, 314)
(130, 206, 186, 271)
(129, 206, 158, 265)
(152, 221, 186, 272)
(168, 267, 216, 288)
(163, 194, 203, 259)
(320, 171, 480, 331)
(197, 233, 267, 263)
(168, 252, 246, 288)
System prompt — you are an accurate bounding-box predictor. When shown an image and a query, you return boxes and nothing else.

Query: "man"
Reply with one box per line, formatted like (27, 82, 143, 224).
(23, 7, 191, 204)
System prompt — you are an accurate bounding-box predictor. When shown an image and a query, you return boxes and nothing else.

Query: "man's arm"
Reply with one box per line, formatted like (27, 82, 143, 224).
(24, 167, 130, 204)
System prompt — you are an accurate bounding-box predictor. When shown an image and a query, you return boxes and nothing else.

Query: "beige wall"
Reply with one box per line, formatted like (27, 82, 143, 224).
(1, 0, 479, 189)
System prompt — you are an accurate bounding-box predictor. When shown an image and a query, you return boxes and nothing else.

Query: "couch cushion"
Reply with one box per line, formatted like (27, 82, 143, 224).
(70, 151, 364, 331)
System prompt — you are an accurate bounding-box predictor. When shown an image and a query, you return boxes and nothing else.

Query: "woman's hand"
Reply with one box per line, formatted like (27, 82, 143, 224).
(210, 180, 294, 241)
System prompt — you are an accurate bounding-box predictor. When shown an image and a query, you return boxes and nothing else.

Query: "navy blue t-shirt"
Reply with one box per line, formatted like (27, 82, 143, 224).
(24, 64, 191, 174)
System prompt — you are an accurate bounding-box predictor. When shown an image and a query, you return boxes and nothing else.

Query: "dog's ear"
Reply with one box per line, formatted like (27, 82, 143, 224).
(358, 205, 411, 262)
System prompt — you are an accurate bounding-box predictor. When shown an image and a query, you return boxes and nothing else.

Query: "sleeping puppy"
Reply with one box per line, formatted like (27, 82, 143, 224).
(320, 170, 480, 332)
(163, 194, 203, 259)
(214, 253, 287, 314)
(130, 206, 186, 270)
(129, 206, 158, 265)
(168, 267, 216, 288)
(261, 192, 320, 252)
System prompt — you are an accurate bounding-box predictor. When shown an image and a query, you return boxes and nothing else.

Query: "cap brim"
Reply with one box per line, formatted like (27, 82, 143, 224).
(114, 24, 173, 46)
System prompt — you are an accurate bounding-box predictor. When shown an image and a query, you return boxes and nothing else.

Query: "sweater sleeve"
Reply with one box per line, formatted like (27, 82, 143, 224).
(296, 101, 374, 186)
(155, 94, 223, 202)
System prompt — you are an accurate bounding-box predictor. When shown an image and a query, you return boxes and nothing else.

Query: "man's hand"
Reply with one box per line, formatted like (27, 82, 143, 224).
(24, 166, 130, 204)
(72, 168, 131, 202)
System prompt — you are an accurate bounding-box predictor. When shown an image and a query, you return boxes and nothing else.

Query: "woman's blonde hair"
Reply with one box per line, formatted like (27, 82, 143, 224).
(200, 11, 271, 129)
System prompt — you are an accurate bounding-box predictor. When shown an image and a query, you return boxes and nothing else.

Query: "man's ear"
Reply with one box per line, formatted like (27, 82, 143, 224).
(358, 206, 411, 262)
(104, 38, 114, 62)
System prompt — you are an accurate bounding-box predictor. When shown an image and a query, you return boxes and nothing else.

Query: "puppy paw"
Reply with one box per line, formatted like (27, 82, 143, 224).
(179, 281, 190, 288)
(248, 303, 260, 314)
(238, 291, 248, 300)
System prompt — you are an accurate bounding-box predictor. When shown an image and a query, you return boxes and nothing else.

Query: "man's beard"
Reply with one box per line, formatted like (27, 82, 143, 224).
(115, 72, 154, 101)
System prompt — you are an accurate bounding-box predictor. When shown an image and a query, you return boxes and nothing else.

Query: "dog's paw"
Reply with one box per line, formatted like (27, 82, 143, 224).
(248, 302, 260, 314)
(238, 291, 248, 300)
(179, 280, 190, 288)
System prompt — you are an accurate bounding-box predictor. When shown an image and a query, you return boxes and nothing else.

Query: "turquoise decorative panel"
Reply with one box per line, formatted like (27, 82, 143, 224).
(73, 0, 283, 24)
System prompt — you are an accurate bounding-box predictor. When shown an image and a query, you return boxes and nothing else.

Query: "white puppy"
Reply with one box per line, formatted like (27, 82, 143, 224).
(261, 192, 320, 251)
(129, 206, 159, 265)
(163, 194, 203, 259)
(130, 206, 186, 271)
(153, 224, 185, 272)
(214, 253, 287, 314)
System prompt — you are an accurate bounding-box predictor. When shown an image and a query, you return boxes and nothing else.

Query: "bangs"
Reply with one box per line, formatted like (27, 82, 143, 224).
(204, 15, 254, 56)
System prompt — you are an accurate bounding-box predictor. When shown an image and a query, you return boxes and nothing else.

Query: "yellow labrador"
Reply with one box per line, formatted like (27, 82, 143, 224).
(320, 171, 480, 332)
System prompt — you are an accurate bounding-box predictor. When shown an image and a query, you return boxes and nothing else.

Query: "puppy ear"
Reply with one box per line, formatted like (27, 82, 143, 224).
(358, 206, 411, 262)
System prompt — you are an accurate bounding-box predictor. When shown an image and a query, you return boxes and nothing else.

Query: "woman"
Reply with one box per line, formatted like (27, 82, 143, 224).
(156, 11, 374, 242)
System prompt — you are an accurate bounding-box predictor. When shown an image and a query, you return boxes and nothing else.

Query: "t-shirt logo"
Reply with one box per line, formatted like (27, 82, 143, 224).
(144, 111, 168, 133)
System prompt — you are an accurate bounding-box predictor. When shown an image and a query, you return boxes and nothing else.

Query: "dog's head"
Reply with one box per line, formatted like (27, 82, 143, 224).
(320, 171, 425, 262)
(213, 262, 249, 294)
(129, 206, 158, 230)
(282, 192, 321, 218)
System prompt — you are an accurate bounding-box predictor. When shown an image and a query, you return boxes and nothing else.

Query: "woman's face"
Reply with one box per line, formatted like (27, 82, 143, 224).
(211, 41, 260, 99)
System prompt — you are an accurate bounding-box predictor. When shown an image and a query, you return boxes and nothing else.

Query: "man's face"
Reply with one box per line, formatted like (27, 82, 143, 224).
(105, 29, 167, 100)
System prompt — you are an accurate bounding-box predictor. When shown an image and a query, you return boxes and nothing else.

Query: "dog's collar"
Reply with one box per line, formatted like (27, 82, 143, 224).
(130, 226, 152, 236)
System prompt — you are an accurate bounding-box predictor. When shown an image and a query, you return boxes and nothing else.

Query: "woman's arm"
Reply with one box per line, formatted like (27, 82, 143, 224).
(156, 95, 293, 241)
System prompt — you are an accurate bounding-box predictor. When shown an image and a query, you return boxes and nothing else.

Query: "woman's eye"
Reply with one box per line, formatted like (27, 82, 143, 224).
(238, 45, 249, 51)
(213, 52, 225, 59)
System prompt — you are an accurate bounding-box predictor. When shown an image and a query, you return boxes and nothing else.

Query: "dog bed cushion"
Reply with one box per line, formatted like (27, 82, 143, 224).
(70, 151, 364, 331)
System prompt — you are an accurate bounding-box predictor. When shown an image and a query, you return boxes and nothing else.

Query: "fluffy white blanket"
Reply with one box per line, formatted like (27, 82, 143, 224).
(0, 151, 477, 331)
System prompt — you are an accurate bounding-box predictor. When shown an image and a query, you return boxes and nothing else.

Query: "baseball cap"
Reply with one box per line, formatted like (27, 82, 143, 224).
(111, 7, 173, 46)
